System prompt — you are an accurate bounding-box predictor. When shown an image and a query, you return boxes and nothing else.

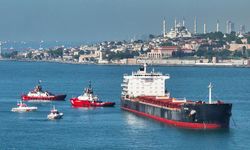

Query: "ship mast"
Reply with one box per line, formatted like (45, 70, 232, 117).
(143, 63, 147, 73)
(208, 83, 213, 104)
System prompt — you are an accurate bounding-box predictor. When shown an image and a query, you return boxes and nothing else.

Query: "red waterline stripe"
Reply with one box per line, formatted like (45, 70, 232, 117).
(121, 107, 221, 129)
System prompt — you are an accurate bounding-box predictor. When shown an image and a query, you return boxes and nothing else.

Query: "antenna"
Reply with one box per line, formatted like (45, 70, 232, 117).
(89, 80, 92, 89)
(144, 63, 147, 73)
(208, 83, 213, 104)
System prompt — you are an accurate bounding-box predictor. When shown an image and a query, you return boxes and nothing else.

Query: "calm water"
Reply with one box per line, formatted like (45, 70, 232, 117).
(0, 61, 249, 150)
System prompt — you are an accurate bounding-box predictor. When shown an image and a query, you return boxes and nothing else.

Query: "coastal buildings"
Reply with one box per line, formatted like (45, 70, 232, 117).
(3, 16, 250, 67)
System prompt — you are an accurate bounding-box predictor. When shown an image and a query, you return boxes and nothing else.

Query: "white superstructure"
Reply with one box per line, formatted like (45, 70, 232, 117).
(121, 64, 170, 98)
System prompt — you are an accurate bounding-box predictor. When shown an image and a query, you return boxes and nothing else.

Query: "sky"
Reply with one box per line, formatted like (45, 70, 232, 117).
(0, 0, 249, 42)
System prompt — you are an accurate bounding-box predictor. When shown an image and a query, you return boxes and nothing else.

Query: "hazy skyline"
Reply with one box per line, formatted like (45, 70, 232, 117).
(0, 0, 249, 42)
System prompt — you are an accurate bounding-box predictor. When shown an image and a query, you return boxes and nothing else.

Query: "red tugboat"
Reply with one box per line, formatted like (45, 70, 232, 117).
(22, 81, 66, 102)
(121, 64, 232, 129)
(70, 81, 115, 107)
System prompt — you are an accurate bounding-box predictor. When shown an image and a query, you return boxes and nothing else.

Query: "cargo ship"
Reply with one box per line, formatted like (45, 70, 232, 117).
(121, 64, 232, 129)
(22, 82, 66, 102)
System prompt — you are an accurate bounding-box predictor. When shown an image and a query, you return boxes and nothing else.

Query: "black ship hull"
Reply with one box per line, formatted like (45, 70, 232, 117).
(121, 99, 232, 129)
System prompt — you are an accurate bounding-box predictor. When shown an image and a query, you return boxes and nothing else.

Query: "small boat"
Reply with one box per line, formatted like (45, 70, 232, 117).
(47, 106, 63, 120)
(21, 81, 67, 102)
(11, 101, 37, 112)
(70, 81, 115, 107)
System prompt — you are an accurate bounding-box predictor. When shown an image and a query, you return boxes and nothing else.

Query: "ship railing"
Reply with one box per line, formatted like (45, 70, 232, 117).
(121, 83, 128, 87)
(138, 96, 182, 109)
(122, 88, 128, 91)
(172, 98, 187, 103)
(122, 86, 128, 89)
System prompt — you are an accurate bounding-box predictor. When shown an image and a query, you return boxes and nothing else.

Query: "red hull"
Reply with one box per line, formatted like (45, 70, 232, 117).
(121, 107, 221, 129)
(22, 94, 67, 101)
(70, 98, 115, 107)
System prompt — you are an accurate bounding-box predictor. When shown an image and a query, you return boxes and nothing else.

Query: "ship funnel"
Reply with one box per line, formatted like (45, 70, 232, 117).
(208, 83, 213, 104)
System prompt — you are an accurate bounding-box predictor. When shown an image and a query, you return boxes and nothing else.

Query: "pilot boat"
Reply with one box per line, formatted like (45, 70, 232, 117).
(47, 105, 63, 120)
(11, 101, 37, 112)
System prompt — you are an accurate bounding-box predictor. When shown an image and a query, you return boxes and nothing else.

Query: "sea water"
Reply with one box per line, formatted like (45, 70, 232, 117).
(0, 61, 249, 149)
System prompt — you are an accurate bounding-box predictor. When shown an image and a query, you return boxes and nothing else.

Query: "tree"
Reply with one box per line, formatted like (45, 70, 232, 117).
(149, 34, 155, 39)
(26, 52, 32, 58)
(233, 50, 243, 58)
(160, 42, 174, 46)
(48, 48, 63, 58)
(225, 31, 237, 42)
(236, 38, 243, 44)
(247, 36, 250, 44)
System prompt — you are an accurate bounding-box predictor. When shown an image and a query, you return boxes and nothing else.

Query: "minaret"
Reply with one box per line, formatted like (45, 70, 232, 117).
(182, 17, 185, 27)
(226, 20, 229, 33)
(204, 23, 207, 34)
(194, 17, 197, 34)
(216, 20, 220, 32)
(0, 41, 2, 59)
(163, 18, 166, 37)
(174, 18, 177, 30)
(226, 20, 232, 34)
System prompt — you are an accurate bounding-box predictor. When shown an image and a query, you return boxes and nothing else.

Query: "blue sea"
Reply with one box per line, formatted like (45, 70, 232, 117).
(0, 61, 249, 150)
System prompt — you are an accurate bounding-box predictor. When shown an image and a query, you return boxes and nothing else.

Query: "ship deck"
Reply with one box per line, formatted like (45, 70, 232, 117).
(130, 96, 215, 109)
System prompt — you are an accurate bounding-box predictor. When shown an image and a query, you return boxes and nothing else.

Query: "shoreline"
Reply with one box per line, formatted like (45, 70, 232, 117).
(1, 58, 250, 68)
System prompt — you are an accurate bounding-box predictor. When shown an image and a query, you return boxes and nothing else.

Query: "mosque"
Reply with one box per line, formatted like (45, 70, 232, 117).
(163, 19, 192, 39)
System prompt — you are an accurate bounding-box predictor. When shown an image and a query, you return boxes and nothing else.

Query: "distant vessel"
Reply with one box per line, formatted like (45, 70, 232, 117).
(70, 81, 115, 107)
(121, 64, 232, 129)
(22, 81, 66, 102)
(47, 105, 63, 120)
(11, 101, 37, 112)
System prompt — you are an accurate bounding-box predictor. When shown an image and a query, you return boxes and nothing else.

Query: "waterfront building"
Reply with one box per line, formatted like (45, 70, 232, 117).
(229, 44, 250, 51)
(147, 46, 178, 59)
(79, 51, 100, 62)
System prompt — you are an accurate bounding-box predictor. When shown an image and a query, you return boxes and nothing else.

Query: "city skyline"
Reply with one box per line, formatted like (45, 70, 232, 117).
(0, 0, 249, 42)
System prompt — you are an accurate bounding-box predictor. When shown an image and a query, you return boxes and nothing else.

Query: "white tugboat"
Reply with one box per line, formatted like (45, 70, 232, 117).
(47, 106, 63, 120)
(11, 101, 37, 112)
